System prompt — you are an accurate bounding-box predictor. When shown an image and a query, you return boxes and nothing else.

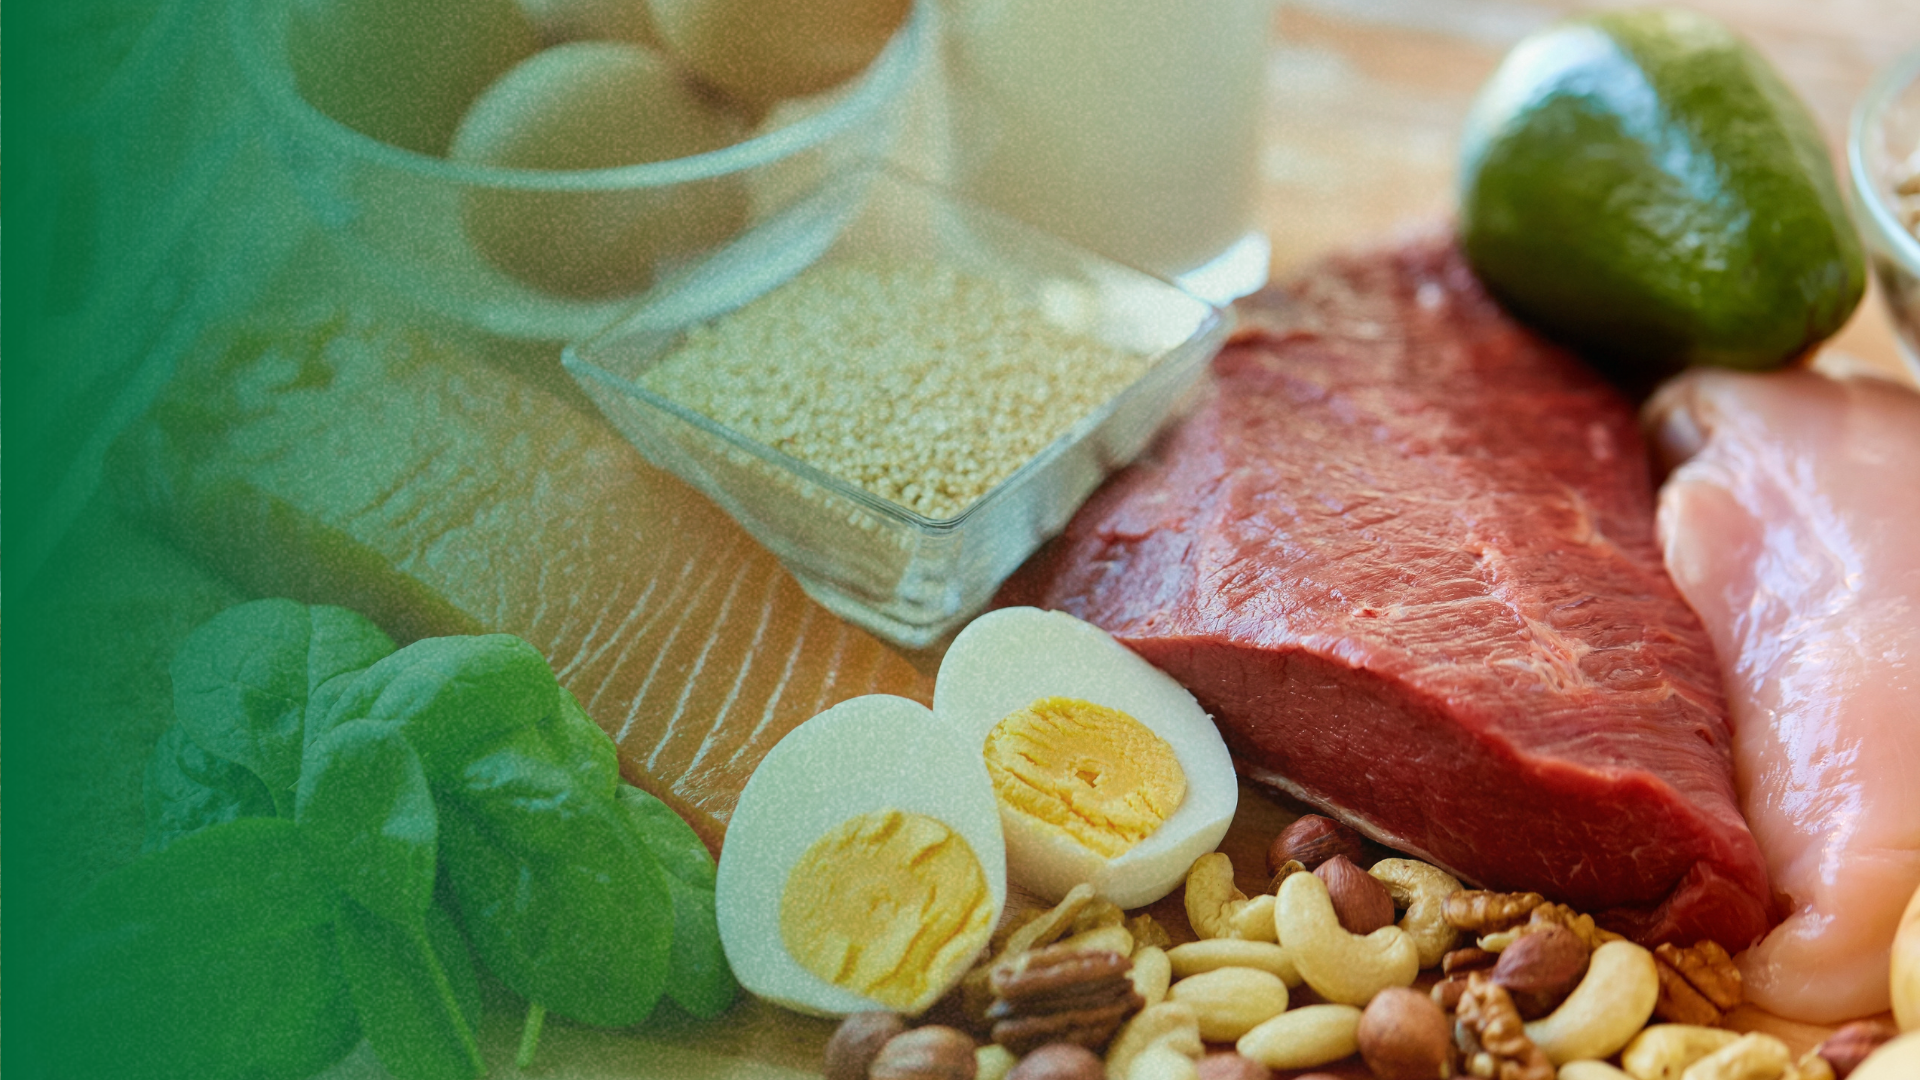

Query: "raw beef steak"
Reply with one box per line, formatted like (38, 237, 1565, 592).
(1000, 238, 1775, 950)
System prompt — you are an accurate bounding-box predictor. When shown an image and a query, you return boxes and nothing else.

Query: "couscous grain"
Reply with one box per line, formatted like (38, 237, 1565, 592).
(640, 259, 1150, 519)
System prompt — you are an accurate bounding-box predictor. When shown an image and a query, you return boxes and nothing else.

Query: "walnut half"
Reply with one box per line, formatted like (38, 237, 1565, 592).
(1456, 973, 1555, 1080)
(1652, 940, 1744, 1026)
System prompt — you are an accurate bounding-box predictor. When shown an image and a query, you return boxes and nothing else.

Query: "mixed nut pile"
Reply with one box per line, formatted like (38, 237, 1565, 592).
(820, 816, 1900, 1080)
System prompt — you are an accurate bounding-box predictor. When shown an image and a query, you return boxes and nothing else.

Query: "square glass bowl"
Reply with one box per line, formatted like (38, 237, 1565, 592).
(1850, 46, 1920, 378)
(225, 0, 932, 342)
(564, 166, 1230, 649)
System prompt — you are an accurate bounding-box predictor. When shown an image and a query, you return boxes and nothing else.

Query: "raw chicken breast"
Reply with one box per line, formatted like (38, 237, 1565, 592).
(1649, 368, 1920, 1022)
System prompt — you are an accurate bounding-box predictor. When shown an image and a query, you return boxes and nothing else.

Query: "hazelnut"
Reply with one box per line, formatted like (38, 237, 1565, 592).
(1489, 925, 1589, 1020)
(825, 1012, 906, 1080)
(1268, 815, 1368, 873)
(1195, 1052, 1273, 1080)
(1357, 987, 1453, 1080)
(1315, 855, 1397, 935)
(1006, 1042, 1103, 1080)
(1818, 1018, 1901, 1079)
(870, 1025, 980, 1080)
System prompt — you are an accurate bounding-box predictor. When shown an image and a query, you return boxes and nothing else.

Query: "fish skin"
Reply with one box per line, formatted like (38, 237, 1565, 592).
(1650, 367, 1920, 1023)
(111, 302, 931, 854)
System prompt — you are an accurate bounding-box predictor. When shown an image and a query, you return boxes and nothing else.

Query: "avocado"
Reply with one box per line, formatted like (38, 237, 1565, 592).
(1458, 7, 1864, 388)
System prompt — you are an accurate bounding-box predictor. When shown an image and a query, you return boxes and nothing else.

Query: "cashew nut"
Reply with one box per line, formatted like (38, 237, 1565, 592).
(1677, 1032, 1788, 1080)
(1893, 882, 1920, 1032)
(1561, 1062, 1637, 1080)
(1059, 923, 1135, 958)
(1128, 912, 1174, 952)
(1236, 1004, 1363, 1070)
(1368, 858, 1463, 969)
(1275, 868, 1419, 1006)
(1165, 939, 1300, 987)
(1106, 1002, 1202, 1080)
(1184, 853, 1278, 942)
(1167, 967, 1291, 1041)
(1524, 939, 1660, 1065)
(1851, 1030, 1920, 1080)
(1003, 883, 1097, 957)
(975, 1043, 1018, 1080)
(1793, 1049, 1836, 1080)
(1131, 945, 1172, 1008)
(1128, 1041, 1200, 1080)
(1620, 1024, 1741, 1080)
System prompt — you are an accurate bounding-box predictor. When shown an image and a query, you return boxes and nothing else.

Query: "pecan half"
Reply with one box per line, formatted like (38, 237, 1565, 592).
(1446, 891, 1546, 935)
(986, 944, 1141, 1056)
(1455, 973, 1554, 1080)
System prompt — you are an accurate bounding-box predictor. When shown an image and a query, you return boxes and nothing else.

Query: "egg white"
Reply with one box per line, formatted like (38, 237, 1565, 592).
(931, 606, 1236, 909)
(714, 694, 1007, 1017)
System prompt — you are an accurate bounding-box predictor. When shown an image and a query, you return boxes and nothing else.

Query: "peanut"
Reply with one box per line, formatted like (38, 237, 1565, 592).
(1236, 1004, 1363, 1071)
(1166, 967, 1290, 1042)
(1165, 940, 1300, 987)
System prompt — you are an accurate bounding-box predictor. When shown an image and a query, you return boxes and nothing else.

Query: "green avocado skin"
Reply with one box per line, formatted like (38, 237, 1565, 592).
(1459, 7, 1864, 382)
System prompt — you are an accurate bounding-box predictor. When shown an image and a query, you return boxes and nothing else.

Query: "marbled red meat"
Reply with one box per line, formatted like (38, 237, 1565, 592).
(1000, 238, 1774, 951)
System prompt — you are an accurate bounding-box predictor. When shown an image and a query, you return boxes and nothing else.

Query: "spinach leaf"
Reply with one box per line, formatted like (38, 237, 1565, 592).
(142, 722, 276, 853)
(319, 634, 560, 782)
(438, 736, 674, 1028)
(43, 817, 360, 1080)
(617, 784, 736, 1018)
(170, 599, 394, 813)
(336, 897, 485, 1080)
(296, 718, 437, 928)
(554, 684, 620, 794)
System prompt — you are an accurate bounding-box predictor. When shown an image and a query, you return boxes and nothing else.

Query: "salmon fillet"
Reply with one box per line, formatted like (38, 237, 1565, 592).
(111, 301, 931, 853)
(1650, 368, 1920, 1022)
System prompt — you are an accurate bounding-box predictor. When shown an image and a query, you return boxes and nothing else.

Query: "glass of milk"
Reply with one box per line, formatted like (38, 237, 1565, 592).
(943, 0, 1275, 304)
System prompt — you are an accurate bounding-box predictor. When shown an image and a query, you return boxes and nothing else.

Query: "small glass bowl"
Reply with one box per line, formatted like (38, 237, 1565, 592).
(564, 166, 1229, 650)
(1850, 46, 1920, 377)
(225, 0, 932, 341)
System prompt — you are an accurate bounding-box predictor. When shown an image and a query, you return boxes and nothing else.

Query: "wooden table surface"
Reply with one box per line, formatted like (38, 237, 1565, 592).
(10, 3, 1918, 1078)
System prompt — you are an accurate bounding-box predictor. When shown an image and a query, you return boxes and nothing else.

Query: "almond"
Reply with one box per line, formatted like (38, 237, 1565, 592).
(1817, 1018, 1900, 1079)
(1314, 855, 1396, 935)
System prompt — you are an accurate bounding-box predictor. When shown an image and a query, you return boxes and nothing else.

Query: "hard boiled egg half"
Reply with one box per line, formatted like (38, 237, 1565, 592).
(715, 695, 1005, 1017)
(933, 607, 1236, 910)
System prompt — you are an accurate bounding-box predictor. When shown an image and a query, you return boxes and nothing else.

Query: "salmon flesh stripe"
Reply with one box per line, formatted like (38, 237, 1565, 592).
(111, 302, 931, 854)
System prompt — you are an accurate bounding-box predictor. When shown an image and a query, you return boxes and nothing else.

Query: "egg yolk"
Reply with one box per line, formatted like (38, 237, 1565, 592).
(779, 808, 993, 1011)
(982, 696, 1186, 859)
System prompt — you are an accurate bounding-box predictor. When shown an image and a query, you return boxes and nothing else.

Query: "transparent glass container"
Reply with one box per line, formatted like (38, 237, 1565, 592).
(564, 166, 1228, 649)
(226, 0, 933, 341)
(1850, 46, 1920, 379)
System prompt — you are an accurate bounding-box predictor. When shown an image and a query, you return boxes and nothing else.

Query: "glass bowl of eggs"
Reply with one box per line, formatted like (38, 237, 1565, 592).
(226, 0, 933, 340)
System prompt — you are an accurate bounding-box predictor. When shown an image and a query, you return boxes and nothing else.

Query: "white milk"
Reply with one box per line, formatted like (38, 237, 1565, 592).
(943, 0, 1274, 299)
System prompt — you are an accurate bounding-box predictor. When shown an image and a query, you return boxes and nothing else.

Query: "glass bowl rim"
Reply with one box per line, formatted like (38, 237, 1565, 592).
(225, 0, 934, 193)
(1849, 45, 1920, 273)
